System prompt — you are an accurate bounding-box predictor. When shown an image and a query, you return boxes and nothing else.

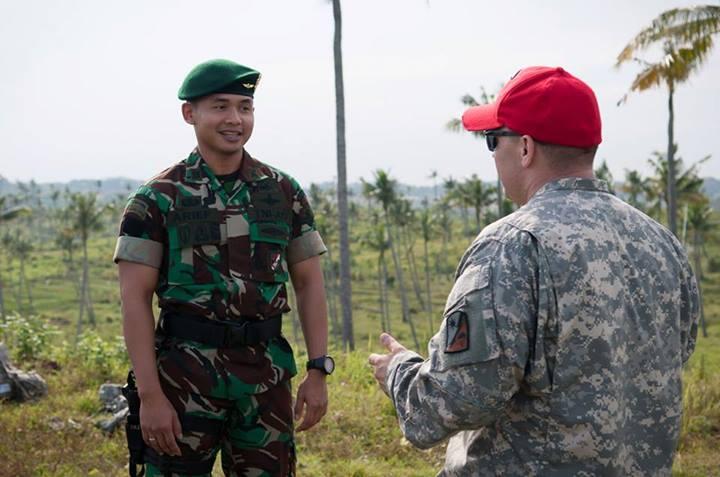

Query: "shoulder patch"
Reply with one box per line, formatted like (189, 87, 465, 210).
(445, 310, 470, 353)
(126, 196, 151, 220)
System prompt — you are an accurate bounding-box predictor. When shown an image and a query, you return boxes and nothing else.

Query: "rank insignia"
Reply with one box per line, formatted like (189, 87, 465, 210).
(445, 311, 469, 353)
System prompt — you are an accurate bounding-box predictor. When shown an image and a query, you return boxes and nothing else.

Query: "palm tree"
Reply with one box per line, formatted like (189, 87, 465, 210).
(1, 231, 35, 316)
(67, 192, 106, 339)
(463, 174, 496, 229)
(419, 203, 435, 336)
(392, 198, 426, 311)
(446, 87, 505, 219)
(687, 196, 713, 338)
(645, 149, 708, 222)
(623, 169, 648, 210)
(311, 187, 341, 346)
(594, 160, 615, 194)
(0, 197, 31, 321)
(11, 233, 34, 314)
(433, 197, 452, 274)
(616, 4, 720, 236)
(361, 218, 392, 333)
(441, 177, 458, 241)
(329, 0, 354, 352)
(428, 170, 439, 202)
(363, 170, 419, 349)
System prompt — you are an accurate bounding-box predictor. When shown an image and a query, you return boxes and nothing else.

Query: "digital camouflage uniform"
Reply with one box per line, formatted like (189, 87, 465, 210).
(114, 148, 326, 477)
(386, 178, 699, 476)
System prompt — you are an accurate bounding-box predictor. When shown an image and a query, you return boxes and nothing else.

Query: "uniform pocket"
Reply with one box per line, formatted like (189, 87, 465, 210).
(166, 207, 222, 285)
(246, 213, 290, 283)
(430, 261, 500, 372)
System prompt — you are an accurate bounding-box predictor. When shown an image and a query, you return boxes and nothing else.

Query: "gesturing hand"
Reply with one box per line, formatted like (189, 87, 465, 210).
(368, 333, 407, 393)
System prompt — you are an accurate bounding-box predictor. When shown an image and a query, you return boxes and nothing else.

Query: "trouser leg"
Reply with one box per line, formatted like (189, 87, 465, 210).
(221, 379, 296, 477)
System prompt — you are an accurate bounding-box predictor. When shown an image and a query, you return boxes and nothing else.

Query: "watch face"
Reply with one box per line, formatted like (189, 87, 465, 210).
(323, 357, 335, 374)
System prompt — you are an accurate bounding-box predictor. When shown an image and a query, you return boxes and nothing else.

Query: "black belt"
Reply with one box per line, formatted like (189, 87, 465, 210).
(159, 311, 282, 348)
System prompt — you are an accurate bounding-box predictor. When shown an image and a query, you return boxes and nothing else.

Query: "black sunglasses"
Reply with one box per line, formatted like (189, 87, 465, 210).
(484, 130, 521, 152)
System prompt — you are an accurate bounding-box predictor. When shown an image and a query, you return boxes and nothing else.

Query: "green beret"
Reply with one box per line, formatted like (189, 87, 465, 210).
(178, 59, 261, 101)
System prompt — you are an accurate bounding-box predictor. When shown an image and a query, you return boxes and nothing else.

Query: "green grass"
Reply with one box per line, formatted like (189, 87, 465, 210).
(1, 218, 719, 476)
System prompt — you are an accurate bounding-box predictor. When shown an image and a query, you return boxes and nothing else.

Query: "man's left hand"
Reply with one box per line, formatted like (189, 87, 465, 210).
(368, 333, 407, 393)
(294, 371, 328, 432)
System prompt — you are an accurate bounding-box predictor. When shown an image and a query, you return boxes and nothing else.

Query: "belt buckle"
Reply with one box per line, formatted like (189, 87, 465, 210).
(223, 321, 249, 348)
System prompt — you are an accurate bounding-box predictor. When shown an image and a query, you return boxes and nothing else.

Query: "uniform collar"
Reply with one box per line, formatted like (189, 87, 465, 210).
(531, 177, 611, 200)
(238, 150, 271, 183)
(183, 148, 270, 184)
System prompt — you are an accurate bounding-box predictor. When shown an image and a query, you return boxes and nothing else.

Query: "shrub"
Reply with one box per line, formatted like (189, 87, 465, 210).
(0, 314, 59, 362)
(74, 331, 127, 378)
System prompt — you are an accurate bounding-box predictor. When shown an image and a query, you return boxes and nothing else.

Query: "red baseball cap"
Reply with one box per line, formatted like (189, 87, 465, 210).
(462, 66, 602, 148)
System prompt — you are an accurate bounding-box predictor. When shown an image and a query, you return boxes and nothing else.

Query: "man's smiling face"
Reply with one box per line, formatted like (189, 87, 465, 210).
(183, 93, 255, 158)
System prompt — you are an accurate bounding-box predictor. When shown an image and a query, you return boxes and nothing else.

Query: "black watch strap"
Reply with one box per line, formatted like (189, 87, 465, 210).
(306, 355, 335, 375)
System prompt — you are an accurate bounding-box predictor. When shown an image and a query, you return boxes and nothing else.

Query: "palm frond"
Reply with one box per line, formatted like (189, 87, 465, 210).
(616, 5, 720, 66)
(460, 94, 479, 107)
(445, 118, 463, 132)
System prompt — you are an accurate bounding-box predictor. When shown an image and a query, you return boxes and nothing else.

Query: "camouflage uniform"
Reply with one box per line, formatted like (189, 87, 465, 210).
(114, 148, 326, 476)
(386, 178, 699, 476)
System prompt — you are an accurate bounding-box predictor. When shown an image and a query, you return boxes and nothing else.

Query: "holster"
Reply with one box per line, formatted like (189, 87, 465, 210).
(122, 371, 146, 477)
(121, 371, 224, 477)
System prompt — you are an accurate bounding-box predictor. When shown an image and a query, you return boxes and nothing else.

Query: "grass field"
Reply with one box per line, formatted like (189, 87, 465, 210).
(1, 223, 719, 476)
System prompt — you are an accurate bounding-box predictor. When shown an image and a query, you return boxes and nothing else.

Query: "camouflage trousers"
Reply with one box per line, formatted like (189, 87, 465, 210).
(146, 335, 297, 477)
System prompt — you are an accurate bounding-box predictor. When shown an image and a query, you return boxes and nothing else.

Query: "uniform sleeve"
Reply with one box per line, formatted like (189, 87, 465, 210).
(679, 248, 700, 364)
(112, 186, 166, 268)
(385, 234, 539, 449)
(286, 179, 327, 265)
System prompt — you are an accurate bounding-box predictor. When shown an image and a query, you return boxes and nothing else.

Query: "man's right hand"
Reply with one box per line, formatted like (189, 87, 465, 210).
(139, 390, 183, 456)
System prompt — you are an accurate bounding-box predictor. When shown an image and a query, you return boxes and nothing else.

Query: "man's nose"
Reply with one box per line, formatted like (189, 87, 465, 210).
(226, 109, 242, 124)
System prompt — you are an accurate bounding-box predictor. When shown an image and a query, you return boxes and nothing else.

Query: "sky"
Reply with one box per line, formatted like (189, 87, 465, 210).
(1, 0, 718, 188)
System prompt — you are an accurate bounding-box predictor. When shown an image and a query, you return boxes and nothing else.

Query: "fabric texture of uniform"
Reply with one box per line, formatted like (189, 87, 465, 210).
(114, 148, 326, 321)
(386, 177, 699, 477)
(114, 149, 326, 476)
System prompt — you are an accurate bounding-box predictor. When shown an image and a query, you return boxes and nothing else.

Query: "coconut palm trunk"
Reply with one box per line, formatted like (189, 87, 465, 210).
(82, 238, 95, 326)
(377, 255, 387, 332)
(24, 260, 34, 313)
(385, 218, 418, 348)
(380, 251, 391, 334)
(18, 256, 27, 313)
(692, 227, 707, 338)
(401, 225, 426, 310)
(666, 85, 677, 235)
(423, 232, 433, 336)
(323, 248, 341, 345)
(331, 0, 354, 351)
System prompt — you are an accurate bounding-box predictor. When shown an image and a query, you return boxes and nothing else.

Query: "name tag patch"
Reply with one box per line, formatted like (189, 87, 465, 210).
(168, 208, 221, 247)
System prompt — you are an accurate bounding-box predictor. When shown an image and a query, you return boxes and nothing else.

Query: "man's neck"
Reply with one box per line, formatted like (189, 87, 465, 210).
(523, 169, 595, 204)
(197, 146, 244, 176)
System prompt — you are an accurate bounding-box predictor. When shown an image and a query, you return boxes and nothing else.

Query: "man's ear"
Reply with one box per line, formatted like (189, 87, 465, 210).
(181, 102, 195, 125)
(520, 135, 535, 169)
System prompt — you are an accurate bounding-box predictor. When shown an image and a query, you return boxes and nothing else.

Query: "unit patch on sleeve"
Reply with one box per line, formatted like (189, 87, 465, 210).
(445, 310, 470, 353)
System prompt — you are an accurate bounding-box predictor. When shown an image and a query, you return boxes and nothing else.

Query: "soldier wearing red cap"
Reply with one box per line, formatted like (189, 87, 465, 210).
(370, 66, 699, 475)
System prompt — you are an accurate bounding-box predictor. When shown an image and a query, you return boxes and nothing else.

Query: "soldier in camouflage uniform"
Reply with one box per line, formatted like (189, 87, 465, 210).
(115, 59, 334, 477)
(369, 66, 700, 476)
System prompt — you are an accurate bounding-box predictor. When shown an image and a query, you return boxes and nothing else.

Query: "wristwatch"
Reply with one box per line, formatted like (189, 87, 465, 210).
(306, 355, 335, 375)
